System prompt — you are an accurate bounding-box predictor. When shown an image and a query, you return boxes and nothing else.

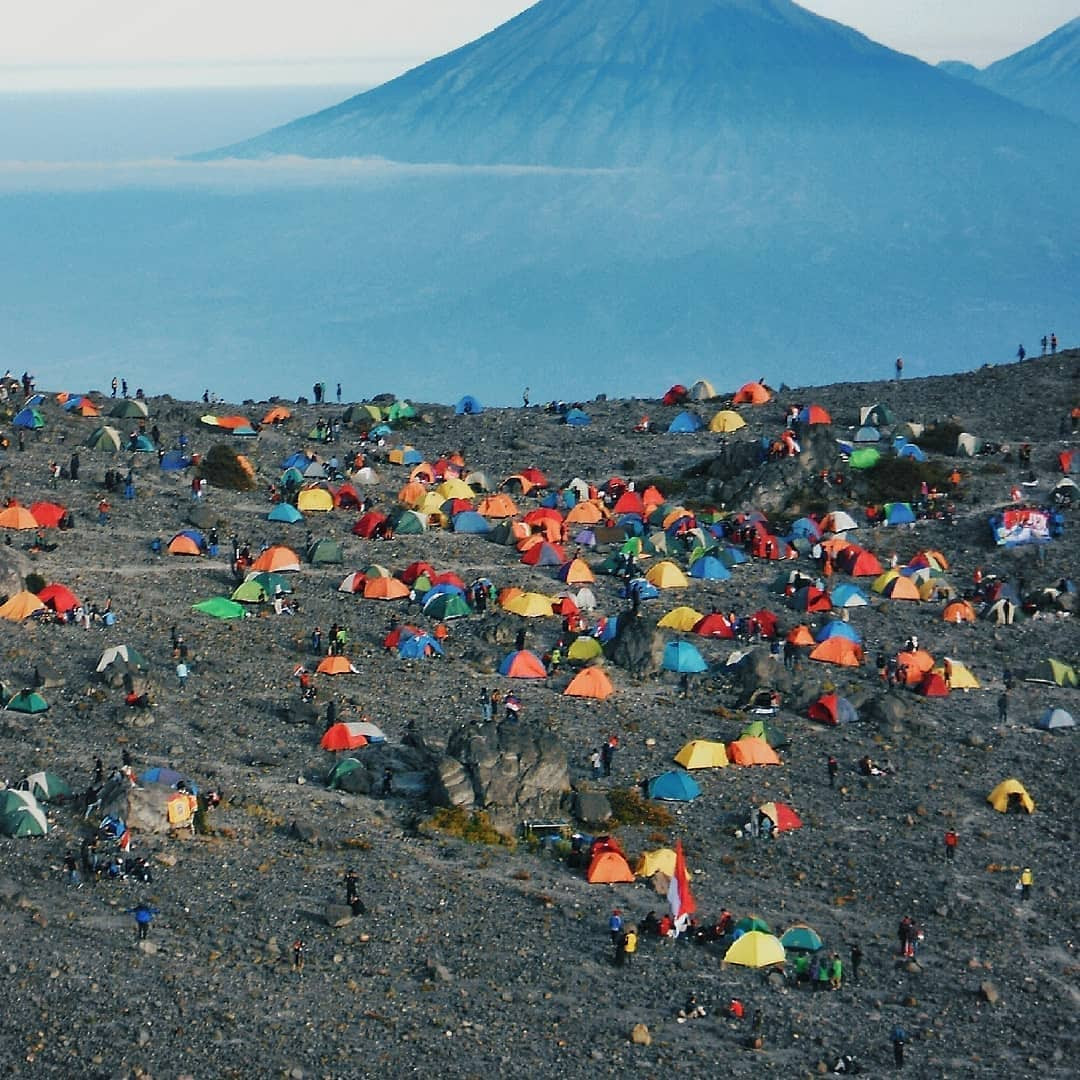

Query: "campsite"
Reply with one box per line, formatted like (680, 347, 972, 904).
(0, 354, 1076, 1077)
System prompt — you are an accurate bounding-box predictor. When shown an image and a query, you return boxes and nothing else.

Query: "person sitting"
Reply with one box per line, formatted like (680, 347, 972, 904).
(859, 755, 884, 777)
(640, 911, 661, 937)
(677, 993, 707, 1022)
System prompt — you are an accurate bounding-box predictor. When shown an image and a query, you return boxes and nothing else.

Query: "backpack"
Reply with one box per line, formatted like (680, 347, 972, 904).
(623, 932, 637, 954)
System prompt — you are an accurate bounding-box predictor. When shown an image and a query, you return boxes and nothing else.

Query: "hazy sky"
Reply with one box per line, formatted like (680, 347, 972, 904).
(3, 1, 1076, 90)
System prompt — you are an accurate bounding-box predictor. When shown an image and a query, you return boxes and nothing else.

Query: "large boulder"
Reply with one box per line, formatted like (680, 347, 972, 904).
(433, 721, 570, 835)
(605, 614, 663, 676)
(0, 548, 30, 603)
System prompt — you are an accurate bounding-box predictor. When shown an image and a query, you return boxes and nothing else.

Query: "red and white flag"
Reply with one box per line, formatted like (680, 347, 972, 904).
(667, 839, 696, 933)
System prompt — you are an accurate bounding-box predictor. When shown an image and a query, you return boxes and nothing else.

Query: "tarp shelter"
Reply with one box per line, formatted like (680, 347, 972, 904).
(646, 771, 701, 801)
(454, 395, 483, 415)
(1036, 707, 1075, 730)
(192, 597, 246, 619)
(586, 849, 635, 883)
(727, 737, 781, 766)
(986, 779, 1035, 814)
(564, 667, 614, 700)
(724, 931, 785, 968)
(673, 740, 728, 769)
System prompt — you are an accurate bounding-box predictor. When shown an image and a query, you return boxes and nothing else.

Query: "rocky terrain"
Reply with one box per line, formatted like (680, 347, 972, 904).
(0, 353, 1077, 1079)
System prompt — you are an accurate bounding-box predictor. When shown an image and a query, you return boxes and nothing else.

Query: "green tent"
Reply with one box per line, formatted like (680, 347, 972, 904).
(326, 757, 365, 790)
(422, 593, 472, 620)
(192, 597, 246, 619)
(280, 467, 305, 488)
(1025, 658, 1078, 688)
(849, 447, 881, 470)
(735, 915, 772, 934)
(308, 538, 344, 566)
(0, 790, 48, 836)
(388, 509, 427, 535)
(231, 580, 270, 603)
(780, 925, 824, 953)
(20, 770, 72, 804)
(109, 399, 149, 419)
(5, 690, 48, 714)
(84, 425, 122, 451)
(247, 571, 293, 595)
(387, 400, 416, 423)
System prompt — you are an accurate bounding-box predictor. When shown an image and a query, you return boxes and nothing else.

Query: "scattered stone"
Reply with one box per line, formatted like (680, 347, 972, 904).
(630, 1023, 651, 1046)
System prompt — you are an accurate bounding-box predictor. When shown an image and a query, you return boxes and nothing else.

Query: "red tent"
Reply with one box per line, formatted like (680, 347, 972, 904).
(662, 384, 688, 406)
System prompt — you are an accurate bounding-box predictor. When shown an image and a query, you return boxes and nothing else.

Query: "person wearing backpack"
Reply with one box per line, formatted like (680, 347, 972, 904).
(891, 1024, 907, 1067)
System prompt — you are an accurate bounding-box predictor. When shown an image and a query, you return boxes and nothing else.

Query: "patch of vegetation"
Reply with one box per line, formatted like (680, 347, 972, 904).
(425, 807, 516, 849)
(199, 443, 256, 491)
(24, 572, 46, 594)
(918, 421, 964, 456)
(608, 787, 675, 828)
(859, 456, 952, 504)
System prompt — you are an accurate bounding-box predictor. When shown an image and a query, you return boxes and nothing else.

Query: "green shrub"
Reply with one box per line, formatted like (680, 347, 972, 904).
(608, 787, 674, 828)
(199, 443, 256, 491)
(425, 807, 516, 849)
(24, 572, 46, 594)
(918, 421, 965, 456)
(858, 456, 952, 504)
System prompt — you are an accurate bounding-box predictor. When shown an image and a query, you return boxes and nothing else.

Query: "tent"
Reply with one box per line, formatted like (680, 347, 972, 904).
(19, 770, 72, 803)
(498, 650, 548, 678)
(96, 644, 148, 673)
(320, 723, 370, 751)
(231, 580, 270, 603)
(503, 592, 554, 618)
(688, 379, 716, 401)
(1025, 659, 1078, 688)
(673, 740, 728, 769)
(13, 407, 44, 430)
(727, 737, 781, 766)
(84, 425, 122, 451)
(37, 583, 80, 614)
(564, 408, 591, 426)
(317, 656, 358, 675)
(297, 488, 334, 513)
(807, 693, 858, 725)
(986, 779, 1035, 814)
(830, 583, 869, 608)
(942, 600, 976, 623)
(724, 931, 785, 968)
(585, 850, 635, 883)
(454, 395, 483, 415)
(759, 801, 802, 833)
(668, 411, 704, 434)
(688, 555, 731, 581)
(308, 538, 344, 565)
(6, 690, 49, 713)
(710, 410, 745, 433)
(1036, 707, 1075, 731)
(635, 848, 679, 879)
(798, 404, 831, 425)
(567, 635, 602, 662)
(28, 502, 66, 528)
(663, 641, 708, 673)
(326, 758, 365, 790)
(849, 447, 880, 470)
(565, 667, 614, 700)
(0, 789, 48, 837)
(733, 382, 771, 405)
(917, 672, 950, 697)
(646, 771, 701, 801)
(883, 502, 916, 526)
(109, 399, 149, 418)
(854, 425, 880, 442)
(168, 529, 205, 556)
(809, 636, 862, 667)
(422, 593, 471, 620)
(658, 606, 704, 632)
(267, 503, 304, 523)
(251, 546, 302, 572)
(781, 925, 824, 953)
(0, 505, 39, 530)
(645, 561, 688, 589)
(398, 633, 444, 658)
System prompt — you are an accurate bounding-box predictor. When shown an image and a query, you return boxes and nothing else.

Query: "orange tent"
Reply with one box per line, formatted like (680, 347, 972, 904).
(586, 850, 635, 884)
(809, 637, 863, 667)
(478, 494, 518, 518)
(565, 667, 614, 700)
(0, 590, 47, 621)
(0, 505, 39, 530)
(727, 737, 782, 766)
(565, 501, 605, 525)
(316, 655, 358, 675)
(733, 381, 771, 405)
(501, 650, 548, 678)
(251, 546, 302, 572)
(364, 577, 409, 600)
(786, 625, 816, 646)
(942, 600, 976, 623)
(168, 533, 203, 556)
(216, 415, 253, 430)
(320, 723, 368, 750)
(896, 649, 934, 684)
(559, 558, 595, 584)
(262, 406, 291, 424)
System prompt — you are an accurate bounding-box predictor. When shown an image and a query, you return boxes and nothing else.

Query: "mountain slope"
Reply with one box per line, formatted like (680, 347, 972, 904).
(205, 0, 1068, 168)
(939, 16, 1080, 127)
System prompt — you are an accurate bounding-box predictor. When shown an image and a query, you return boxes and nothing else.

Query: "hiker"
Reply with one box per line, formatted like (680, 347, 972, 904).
(944, 829, 958, 861)
(1041, 334, 1048, 355)
(850, 942, 862, 981)
(590, 748, 603, 780)
(292, 939, 305, 972)
(601, 735, 618, 777)
(345, 868, 360, 909)
(481, 688, 493, 723)
(522, 386, 530, 407)
(827, 755, 838, 788)
(891, 1024, 907, 1068)
(727, 998, 745, 1020)
(176, 660, 189, 691)
(381, 768, 393, 796)
(618, 926, 637, 967)
(1019, 867, 1033, 900)
(1017, 343, 1025, 362)
(63, 850, 81, 887)
(311, 626, 323, 655)
(894, 356, 903, 379)
(677, 993, 706, 1022)
(324, 699, 337, 729)
(1050, 332, 1057, 353)
(111, 376, 118, 398)
(997, 691, 1008, 723)
(336, 382, 342, 403)
(609, 909, 624, 945)
(129, 902, 159, 940)
(829, 952, 843, 989)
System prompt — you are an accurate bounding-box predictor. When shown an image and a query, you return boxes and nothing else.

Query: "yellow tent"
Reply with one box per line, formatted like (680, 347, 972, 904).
(709, 410, 746, 433)
(645, 561, 689, 589)
(567, 636, 603, 662)
(0, 590, 47, 621)
(296, 488, 334, 512)
(987, 779, 1035, 814)
(436, 478, 474, 500)
(387, 446, 416, 465)
(658, 606, 704, 631)
(674, 740, 729, 769)
(635, 848, 677, 878)
(723, 931, 786, 968)
(504, 592, 554, 617)
(940, 659, 980, 690)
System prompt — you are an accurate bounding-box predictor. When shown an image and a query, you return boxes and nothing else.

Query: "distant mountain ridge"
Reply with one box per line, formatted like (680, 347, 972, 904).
(204, 0, 1071, 168)
(938, 16, 1080, 127)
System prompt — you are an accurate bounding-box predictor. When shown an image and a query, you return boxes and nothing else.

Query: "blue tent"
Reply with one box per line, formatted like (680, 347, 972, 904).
(399, 447, 423, 464)
(667, 411, 704, 434)
(616, 514, 645, 535)
(455, 395, 483, 415)
(688, 556, 731, 581)
(398, 634, 444, 659)
(423, 582, 467, 602)
(897, 443, 928, 462)
(814, 621, 862, 643)
(719, 546, 749, 567)
(267, 503, 304, 523)
(564, 408, 591, 427)
(647, 771, 701, 801)
(662, 641, 708, 673)
(452, 511, 490, 534)
(24, 394, 45, 407)
(159, 450, 192, 472)
(789, 517, 823, 541)
(281, 451, 313, 470)
(13, 407, 44, 430)
(370, 423, 394, 439)
(884, 502, 916, 526)
(128, 434, 155, 452)
(620, 579, 659, 601)
(854, 425, 880, 442)
(63, 396, 84, 411)
(830, 583, 869, 608)
(597, 616, 619, 642)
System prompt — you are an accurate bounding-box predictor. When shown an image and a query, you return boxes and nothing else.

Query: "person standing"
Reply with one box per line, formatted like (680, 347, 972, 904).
(850, 942, 862, 982)
(608, 909, 623, 947)
(894, 356, 903, 380)
(827, 755, 838, 788)
(1041, 334, 1048, 355)
(998, 690, 1009, 723)
(944, 829, 958, 861)
(129, 902, 158, 940)
(176, 660, 189, 692)
(292, 939, 305, 972)
(111, 376, 118, 398)
(1017, 344, 1026, 362)
(590, 748, 603, 780)
(336, 382, 342, 404)
(345, 868, 359, 909)
(891, 1024, 907, 1068)
(1050, 332, 1057, 354)
(1020, 867, 1033, 900)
